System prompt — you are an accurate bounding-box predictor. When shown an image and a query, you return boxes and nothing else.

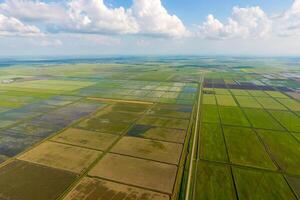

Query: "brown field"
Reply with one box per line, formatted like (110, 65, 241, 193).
(78, 120, 131, 134)
(138, 116, 189, 130)
(88, 153, 177, 194)
(18, 141, 101, 173)
(110, 136, 183, 165)
(0, 160, 76, 200)
(92, 106, 141, 123)
(51, 128, 119, 151)
(140, 127, 186, 143)
(63, 177, 169, 200)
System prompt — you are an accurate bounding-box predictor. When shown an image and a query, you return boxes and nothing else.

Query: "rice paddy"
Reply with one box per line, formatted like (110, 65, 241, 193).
(189, 57, 300, 200)
(0, 56, 299, 200)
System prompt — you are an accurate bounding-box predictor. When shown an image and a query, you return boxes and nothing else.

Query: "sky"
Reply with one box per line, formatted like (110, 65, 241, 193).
(0, 0, 299, 56)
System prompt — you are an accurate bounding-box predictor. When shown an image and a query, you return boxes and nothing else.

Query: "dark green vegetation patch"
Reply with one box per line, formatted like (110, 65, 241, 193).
(233, 167, 296, 200)
(195, 161, 236, 200)
(0, 160, 76, 200)
(258, 130, 300, 175)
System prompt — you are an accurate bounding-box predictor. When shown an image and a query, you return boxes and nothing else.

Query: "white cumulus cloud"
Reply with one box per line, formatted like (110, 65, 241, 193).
(0, 0, 189, 38)
(1, 0, 299, 40)
(0, 13, 41, 36)
(0, 0, 68, 23)
(66, 0, 139, 34)
(274, 0, 300, 36)
(130, 0, 190, 37)
(198, 6, 271, 39)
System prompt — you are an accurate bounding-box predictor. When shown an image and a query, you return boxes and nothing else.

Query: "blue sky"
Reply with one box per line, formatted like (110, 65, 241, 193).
(108, 0, 293, 21)
(0, 0, 299, 56)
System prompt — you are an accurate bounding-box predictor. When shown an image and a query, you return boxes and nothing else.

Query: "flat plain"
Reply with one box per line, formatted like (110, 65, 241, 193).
(0, 56, 299, 200)
(192, 57, 300, 200)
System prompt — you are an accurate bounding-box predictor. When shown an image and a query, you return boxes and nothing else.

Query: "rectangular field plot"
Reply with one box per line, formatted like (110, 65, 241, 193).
(244, 108, 285, 131)
(64, 177, 169, 200)
(265, 91, 289, 98)
(19, 141, 101, 173)
(200, 123, 228, 162)
(203, 94, 216, 105)
(148, 108, 190, 119)
(269, 110, 300, 132)
(255, 97, 288, 110)
(216, 95, 237, 106)
(51, 128, 118, 151)
(219, 106, 250, 127)
(277, 98, 300, 112)
(89, 153, 177, 194)
(151, 103, 193, 113)
(0, 134, 40, 157)
(7, 121, 57, 138)
(111, 103, 152, 114)
(214, 88, 231, 95)
(195, 161, 236, 200)
(230, 89, 250, 96)
(91, 110, 140, 123)
(111, 137, 182, 165)
(0, 160, 76, 200)
(35, 100, 105, 129)
(127, 125, 186, 143)
(176, 99, 194, 105)
(235, 96, 262, 108)
(248, 90, 269, 97)
(223, 127, 276, 170)
(2, 80, 96, 92)
(78, 119, 131, 134)
(257, 130, 300, 175)
(138, 116, 189, 130)
(149, 107, 191, 119)
(0, 109, 40, 122)
(202, 105, 220, 123)
(77, 103, 148, 134)
(233, 167, 296, 200)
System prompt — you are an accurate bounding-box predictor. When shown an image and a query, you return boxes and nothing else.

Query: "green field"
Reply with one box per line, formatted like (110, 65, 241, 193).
(223, 127, 276, 170)
(219, 106, 250, 127)
(202, 105, 220, 123)
(189, 56, 300, 200)
(235, 96, 262, 108)
(270, 110, 300, 132)
(258, 130, 300, 175)
(216, 95, 237, 106)
(233, 167, 296, 200)
(200, 123, 228, 162)
(195, 161, 236, 200)
(256, 97, 288, 110)
(244, 108, 285, 130)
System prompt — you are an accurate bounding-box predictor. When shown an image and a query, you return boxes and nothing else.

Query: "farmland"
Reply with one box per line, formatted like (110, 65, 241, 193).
(186, 57, 300, 200)
(0, 56, 299, 200)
